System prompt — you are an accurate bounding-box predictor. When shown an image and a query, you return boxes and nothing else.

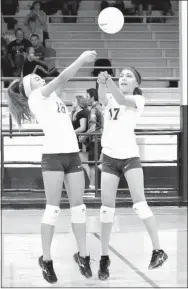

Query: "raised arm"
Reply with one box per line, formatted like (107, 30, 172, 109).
(98, 71, 140, 108)
(98, 81, 108, 106)
(106, 75, 137, 108)
(97, 71, 111, 106)
(41, 50, 97, 98)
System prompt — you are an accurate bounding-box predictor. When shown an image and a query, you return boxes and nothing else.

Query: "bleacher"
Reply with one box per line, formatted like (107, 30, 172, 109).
(47, 22, 179, 79)
(1, 2, 181, 206)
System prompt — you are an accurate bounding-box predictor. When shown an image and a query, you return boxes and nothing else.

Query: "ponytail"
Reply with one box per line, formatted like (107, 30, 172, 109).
(133, 87, 143, 95)
(7, 79, 34, 127)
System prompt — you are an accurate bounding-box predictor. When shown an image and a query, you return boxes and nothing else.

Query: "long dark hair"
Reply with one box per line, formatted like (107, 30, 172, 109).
(7, 79, 34, 127)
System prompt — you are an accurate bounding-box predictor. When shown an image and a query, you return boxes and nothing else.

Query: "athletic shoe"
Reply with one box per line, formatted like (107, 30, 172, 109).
(148, 249, 168, 269)
(73, 252, 92, 278)
(38, 256, 57, 283)
(98, 255, 111, 280)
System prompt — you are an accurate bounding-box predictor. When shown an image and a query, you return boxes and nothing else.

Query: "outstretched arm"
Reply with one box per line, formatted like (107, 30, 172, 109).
(97, 71, 112, 106)
(41, 50, 97, 98)
(98, 81, 108, 105)
(106, 75, 137, 108)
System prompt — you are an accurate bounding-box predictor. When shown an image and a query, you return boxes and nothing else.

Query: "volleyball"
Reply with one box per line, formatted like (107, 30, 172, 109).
(98, 7, 124, 34)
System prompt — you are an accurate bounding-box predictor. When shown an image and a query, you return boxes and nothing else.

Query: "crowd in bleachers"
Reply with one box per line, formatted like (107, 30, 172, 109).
(1, 0, 61, 83)
(100, 0, 174, 23)
(1, 0, 179, 190)
(1, 0, 176, 81)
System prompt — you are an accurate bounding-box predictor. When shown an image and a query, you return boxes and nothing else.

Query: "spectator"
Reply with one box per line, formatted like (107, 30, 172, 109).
(79, 88, 103, 190)
(71, 95, 90, 187)
(23, 45, 59, 78)
(132, 0, 175, 23)
(101, 1, 124, 11)
(22, 46, 49, 77)
(1, 36, 7, 48)
(1, 0, 19, 28)
(1, 43, 13, 86)
(132, 0, 156, 22)
(101, 0, 116, 10)
(2, 20, 18, 44)
(160, 0, 175, 22)
(123, 1, 138, 23)
(2, 15, 7, 34)
(44, 39, 56, 70)
(40, 0, 60, 18)
(72, 95, 89, 145)
(7, 28, 32, 76)
(30, 34, 45, 60)
(61, 0, 81, 23)
(24, 17, 43, 43)
(24, 0, 48, 41)
(114, 0, 125, 14)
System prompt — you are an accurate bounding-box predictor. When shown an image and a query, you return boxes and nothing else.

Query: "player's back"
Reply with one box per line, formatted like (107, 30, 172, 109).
(28, 88, 79, 154)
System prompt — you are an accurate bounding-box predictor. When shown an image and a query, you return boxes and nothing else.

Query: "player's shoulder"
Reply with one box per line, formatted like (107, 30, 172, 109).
(134, 94, 145, 105)
(28, 88, 47, 106)
(29, 87, 42, 99)
(134, 94, 145, 100)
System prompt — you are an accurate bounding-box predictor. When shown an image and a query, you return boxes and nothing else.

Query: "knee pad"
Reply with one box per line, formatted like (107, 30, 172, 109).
(133, 201, 153, 220)
(100, 206, 115, 223)
(41, 204, 60, 226)
(71, 204, 86, 223)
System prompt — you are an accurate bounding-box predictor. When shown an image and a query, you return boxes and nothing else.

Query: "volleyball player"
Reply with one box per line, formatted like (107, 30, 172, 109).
(97, 69, 168, 280)
(7, 50, 97, 283)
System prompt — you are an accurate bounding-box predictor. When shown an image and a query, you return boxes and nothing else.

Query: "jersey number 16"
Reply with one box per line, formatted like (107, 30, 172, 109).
(109, 108, 120, 120)
(56, 102, 66, 113)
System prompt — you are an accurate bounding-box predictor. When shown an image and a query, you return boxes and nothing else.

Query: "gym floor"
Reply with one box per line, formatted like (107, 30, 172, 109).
(1, 207, 187, 288)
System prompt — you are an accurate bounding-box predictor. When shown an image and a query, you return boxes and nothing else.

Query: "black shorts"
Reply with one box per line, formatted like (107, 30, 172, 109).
(102, 153, 142, 178)
(41, 152, 83, 174)
(87, 141, 102, 162)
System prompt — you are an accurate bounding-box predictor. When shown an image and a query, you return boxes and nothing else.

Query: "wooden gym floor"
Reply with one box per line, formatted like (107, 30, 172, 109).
(1, 207, 187, 288)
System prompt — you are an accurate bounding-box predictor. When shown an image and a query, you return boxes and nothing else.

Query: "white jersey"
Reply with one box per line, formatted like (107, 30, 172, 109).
(102, 93, 145, 159)
(28, 88, 79, 154)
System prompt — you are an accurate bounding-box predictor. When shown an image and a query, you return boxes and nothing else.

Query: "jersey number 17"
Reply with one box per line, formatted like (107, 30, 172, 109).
(109, 108, 120, 120)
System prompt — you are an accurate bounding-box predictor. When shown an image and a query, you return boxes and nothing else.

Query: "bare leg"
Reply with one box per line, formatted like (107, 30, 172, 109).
(100, 172, 119, 255)
(42, 171, 64, 261)
(64, 171, 87, 257)
(124, 168, 160, 249)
